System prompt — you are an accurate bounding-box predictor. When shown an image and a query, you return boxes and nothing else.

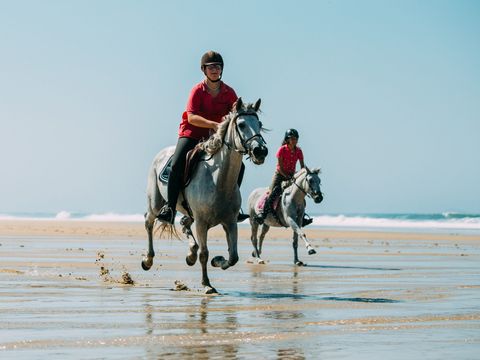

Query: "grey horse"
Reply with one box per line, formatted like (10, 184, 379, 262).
(247, 167, 323, 265)
(143, 98, 268, 294)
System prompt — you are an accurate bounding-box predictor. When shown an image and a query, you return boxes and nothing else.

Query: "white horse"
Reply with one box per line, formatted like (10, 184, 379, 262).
(143, 98, 268, 294)
(247, 167, 323, 266)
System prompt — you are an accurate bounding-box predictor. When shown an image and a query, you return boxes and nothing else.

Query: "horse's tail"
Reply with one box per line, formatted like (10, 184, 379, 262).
(153, 221, 181, 240)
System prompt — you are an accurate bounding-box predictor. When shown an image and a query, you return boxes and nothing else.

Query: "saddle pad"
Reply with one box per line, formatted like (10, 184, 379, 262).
(158, 156, 173, 184)
(158, 148, 205, 186)
(256, 191, 280, 213)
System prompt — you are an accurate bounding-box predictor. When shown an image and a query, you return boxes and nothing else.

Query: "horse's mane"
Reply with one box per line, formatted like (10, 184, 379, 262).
(293, 167, 308, 179)
(197, 102, 261, 155)
(197, 117, 230, 155)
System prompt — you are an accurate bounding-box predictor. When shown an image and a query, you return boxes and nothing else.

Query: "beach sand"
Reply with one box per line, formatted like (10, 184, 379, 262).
(1, 220, 479, 359)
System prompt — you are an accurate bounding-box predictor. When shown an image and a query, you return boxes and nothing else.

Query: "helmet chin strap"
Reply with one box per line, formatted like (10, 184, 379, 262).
(203, 70, 222, 83)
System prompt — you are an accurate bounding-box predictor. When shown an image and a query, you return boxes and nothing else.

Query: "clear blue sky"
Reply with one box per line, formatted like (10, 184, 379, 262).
(1, 0, 479, 215)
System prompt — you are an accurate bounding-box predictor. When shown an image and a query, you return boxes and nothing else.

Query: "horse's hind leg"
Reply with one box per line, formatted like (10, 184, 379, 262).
(253, 224, 270, 264)
(142, 172, 165, 271)
(258, 224, 270, 256)
(249, 219, 261, 259)
(142, 211, 156, 270)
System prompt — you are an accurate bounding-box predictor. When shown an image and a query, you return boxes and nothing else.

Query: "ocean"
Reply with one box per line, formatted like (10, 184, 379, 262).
(1, 211, 479, 234)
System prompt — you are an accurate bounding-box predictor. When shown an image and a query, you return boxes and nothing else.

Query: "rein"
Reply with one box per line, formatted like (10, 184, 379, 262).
(291, 171, 312, 199)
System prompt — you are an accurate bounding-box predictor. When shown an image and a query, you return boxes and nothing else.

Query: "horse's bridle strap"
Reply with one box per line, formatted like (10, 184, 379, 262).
(292, 172, 312, 199)
(225, 111, 265, 155)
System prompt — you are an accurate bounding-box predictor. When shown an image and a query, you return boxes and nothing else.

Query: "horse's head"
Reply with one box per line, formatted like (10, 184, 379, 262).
(304, 167, 324, 204)
(229, 98, 268, 164)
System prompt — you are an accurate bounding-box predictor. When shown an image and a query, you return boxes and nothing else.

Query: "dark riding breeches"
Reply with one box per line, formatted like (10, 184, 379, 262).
(167, 137, 199, 209)
(264, 171, 290, 214)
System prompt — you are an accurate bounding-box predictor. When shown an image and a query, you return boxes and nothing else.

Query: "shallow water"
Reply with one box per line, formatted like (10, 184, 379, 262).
(1, 234, 479, 359)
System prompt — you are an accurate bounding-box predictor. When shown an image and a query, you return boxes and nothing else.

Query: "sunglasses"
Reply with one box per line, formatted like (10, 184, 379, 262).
(205, 64, 222, 71)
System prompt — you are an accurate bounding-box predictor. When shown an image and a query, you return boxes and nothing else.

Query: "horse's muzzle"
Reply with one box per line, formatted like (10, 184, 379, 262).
(313, 192, 324, 204)
(251, 145, 268, 164)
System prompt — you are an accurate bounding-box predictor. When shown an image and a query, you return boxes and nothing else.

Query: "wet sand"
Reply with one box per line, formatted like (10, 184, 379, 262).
(1, 220, 479, 359)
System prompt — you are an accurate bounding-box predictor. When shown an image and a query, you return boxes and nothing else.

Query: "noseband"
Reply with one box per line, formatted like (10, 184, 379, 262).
(225, 111, 266, 155)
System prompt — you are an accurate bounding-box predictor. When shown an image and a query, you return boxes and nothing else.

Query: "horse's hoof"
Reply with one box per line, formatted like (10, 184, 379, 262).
(205, 286, 218, 294)
(295, 261, 305, 266)
(257, 259, 266, 265)
(211, 256, 225, 268)
(308, 249, 317, 255)
(186, 255, 197, 266)
(141, 260, 152, 271)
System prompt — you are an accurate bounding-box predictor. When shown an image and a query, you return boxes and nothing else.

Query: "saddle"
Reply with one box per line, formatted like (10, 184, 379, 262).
(158, 146, 205, 187)
(256, 191, 288, 227)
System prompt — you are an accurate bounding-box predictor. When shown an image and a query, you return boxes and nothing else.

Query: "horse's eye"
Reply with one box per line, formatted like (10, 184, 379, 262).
(237, 121, 246, 129)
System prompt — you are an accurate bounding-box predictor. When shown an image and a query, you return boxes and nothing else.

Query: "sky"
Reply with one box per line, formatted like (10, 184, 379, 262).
(1, 0, 479, 215)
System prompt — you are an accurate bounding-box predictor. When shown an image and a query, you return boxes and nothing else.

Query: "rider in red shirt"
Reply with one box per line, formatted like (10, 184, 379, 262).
(255, 129, 313, 226)
(157, 51, 248, 224)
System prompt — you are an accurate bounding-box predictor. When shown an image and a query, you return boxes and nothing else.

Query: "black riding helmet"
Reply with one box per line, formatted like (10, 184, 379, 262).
(201, 51, 224, 69)
(284, 128, 299, 142)
(201, 51, 224, 82)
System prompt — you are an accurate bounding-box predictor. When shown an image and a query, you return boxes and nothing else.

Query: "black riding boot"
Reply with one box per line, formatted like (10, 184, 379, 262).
(237, 162, 250, 222)
(157, 137, 198, 224)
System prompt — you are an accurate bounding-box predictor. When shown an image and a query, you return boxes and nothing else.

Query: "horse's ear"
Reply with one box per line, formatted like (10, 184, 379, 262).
(313, 167, 321, 174)
(305, 166, 311, 174)
(235, 97, 243, 112)
(254, 98, 261, 112)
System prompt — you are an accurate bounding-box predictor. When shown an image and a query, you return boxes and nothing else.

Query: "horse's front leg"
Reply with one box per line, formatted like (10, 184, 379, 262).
(211, 222, 239, 270)
(142, 213, 156, 270)
(196, 222, 217, 294)
(291, 230, 302, 266)
(286, 217, 315, 265)
(289, 215, 316, 255)
(181, 216, 198, 266)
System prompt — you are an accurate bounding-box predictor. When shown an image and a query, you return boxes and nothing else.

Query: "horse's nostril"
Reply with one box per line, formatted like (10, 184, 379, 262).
(253, 146, 268, 158)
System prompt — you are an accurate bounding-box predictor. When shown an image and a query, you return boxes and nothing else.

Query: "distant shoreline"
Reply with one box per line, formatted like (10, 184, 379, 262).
(1, 219, 479, 242)
(1, 211, 480, 233)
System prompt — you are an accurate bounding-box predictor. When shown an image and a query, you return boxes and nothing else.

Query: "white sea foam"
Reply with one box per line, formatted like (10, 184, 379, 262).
(55, 211, 72, 220)
(1, 212, 479, 232)
(0, 212, 144, 222)
(81, 213, 144, 222)
(312, 215, 480, 230)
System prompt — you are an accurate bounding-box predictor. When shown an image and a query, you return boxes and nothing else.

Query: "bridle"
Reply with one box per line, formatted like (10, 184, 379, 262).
(224, 111, 266, 155)
(291, 170, 320, 200)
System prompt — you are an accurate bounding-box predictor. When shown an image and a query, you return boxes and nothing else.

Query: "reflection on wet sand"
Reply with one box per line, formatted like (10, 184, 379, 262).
(142, 295, 240, 359)
(0, 226, 479, 359)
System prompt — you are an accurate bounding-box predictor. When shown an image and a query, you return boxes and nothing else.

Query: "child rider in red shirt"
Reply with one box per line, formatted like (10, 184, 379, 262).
(255, 129, 313, 226)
